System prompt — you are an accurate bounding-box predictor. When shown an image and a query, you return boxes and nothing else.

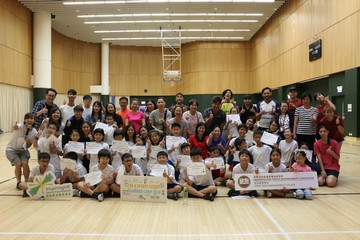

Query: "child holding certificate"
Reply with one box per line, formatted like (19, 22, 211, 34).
(248, 130, 272, 173)
(58, 151, 87, 196)
(226, 149, 258, 197)
(265, 148, 294, 198)
(77, 149, 114, 202)
(6, 112, 37, 190)
(205, 146, 226, 186)
(88, 128, 110, 169)
(110, 129, 124, 170)
(19, 152, 55, 197)
(226, 138, 248, 180)
(33, 122, 63, 178)
(183, 148, 217, 201)
(278, 128, 298, 167)
(290, 151, 313, 200)
(154, 151, 182, 200)
(146, 130, 166, 168)
(110, 153, 143, 196)
(167, 123, 187, 173)
(63, 129, 85, 165)
(177, 143, 191, 183)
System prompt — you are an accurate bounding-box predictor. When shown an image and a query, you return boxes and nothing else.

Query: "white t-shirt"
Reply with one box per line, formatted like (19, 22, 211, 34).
(115, 164, 143, 184)
(89, 142, 110, 169)
(265, 162, 288, 173)
(82, 106, 92, 119)
(248, 145, 272, 172)
(29, 164, 55, 178)
(278, 139, 298, 167)
(232, 163, 255, 179)
(37, 136, 63, 177)
(6, 123, 37, 150)
(188, 163, 214, 186)
(90, 164, 115, 178)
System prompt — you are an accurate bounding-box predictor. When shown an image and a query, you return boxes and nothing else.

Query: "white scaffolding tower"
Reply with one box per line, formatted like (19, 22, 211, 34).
(161, 27, 182, 82)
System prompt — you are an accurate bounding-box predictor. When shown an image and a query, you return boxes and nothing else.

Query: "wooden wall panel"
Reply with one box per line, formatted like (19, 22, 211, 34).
(251, 0, 360, 93)
(0, 0, 32, 88)
(51, 30, 101, 94)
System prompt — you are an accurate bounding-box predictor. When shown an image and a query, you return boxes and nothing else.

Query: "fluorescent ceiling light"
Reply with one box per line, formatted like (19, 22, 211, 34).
(95, 29, 250, 33)
(102, 36, 244, 40)
(85, 19, 258, 24)
(78, 13, 263, 18)
(64, 0, 274, 5)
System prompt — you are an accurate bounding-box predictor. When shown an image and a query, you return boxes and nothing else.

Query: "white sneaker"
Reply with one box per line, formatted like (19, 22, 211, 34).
(295, 189, 304, 199)
(72, 189, 80, 197)
(266, 191, 272, 198)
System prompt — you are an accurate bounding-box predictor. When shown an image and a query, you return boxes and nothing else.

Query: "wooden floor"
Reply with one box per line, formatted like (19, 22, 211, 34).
(1, 132, 360, 240)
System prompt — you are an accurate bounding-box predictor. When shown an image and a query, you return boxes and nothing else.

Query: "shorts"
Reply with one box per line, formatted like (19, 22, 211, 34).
(211, 169, 225, 179)
(325, 169, 339, 178)
(5, 149, 30, 166)
(191, 183, 208, 192)
(167, 183, 179, 189)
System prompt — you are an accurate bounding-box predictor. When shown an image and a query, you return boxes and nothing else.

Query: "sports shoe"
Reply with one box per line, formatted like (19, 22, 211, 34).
(92, 193, 104, 202)
(248, 190, 258, 197)
(304, 189, 313, 200)
(16, 182, 21, 190)
(227, 189, 240, 197)
(167, 193, 178, 201)
(22, 190, 29, 198)
(203, 193, 214, 201)
(266, 191, 272, 198)
(72, 189, 80, 197)
(284, 191, 296, 198)
(295, 189, 304, 199)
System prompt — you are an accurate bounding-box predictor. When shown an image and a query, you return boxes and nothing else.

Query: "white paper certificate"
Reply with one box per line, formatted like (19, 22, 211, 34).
(234, 172, 319, 190)
(66, 141, 85, 154)
(60, 158, 78, 171)
(245, 131, 254, 143)
(166, 136, 181, 150)
(261, 131, 279, 146)
(84, 171, 102, 186)
(45, 134, 61, 148)
(112, 140, 130, 153)
(85, 142, 104, 154)
(208, 157, 225, 169)
(178, 155, 192, 168)
(149, 164, 168, 177)
(294, 149, 313, 162)
(94, 122, 110, 132)
(130, 146, 147, 158)
(226, 114, 241, 124)
(187, 162, 206, 176)
(149, 146, 163, 159)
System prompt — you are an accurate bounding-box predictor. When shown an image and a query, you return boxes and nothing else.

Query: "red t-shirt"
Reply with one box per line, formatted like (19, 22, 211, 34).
(287, 98, 302, 112)
(319, 115, 344, 142)
(314, 139, 340, 172)
(188, 135, 209, 159)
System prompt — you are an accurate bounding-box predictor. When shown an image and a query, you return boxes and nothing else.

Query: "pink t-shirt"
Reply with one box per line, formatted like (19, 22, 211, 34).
(314, 139, 340, 172)
(125, 111, 146, 134)
(291, 162, 312, 172)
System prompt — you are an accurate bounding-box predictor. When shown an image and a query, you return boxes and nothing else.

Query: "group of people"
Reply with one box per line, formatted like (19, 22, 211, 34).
(5, 86, 343, 202)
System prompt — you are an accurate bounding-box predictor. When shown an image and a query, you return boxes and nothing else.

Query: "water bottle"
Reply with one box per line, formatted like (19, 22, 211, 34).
(183, 187, 188, 205)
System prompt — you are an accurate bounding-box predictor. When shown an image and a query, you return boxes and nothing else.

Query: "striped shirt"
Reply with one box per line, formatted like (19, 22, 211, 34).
(295, 106, 318, 135)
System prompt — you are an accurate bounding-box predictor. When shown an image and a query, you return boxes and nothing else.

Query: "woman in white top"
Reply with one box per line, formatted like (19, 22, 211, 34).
(182, 99, 204, 138)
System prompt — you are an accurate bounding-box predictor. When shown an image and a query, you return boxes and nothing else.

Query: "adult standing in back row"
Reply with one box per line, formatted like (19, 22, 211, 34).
(32, 88, 58, 130)
(203, 96, 226, 133)
(256, 87, 279, 131)
(149, 98, 172, 136)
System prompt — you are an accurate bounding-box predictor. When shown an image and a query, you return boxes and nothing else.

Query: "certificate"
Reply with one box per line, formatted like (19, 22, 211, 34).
(66, 141, 85, 154)
(149, 146, 163, 159)
(94, 122, 110, 132)
(261, 131, 279, 146)
(226, 114, 241, 124)
(149, 164, 168, 177)
(60, 158, 77, 171)
(45, 134, 61, 148)
(85, 142, 104, 154)
(245, 131, 254, 143)
(187, 162, 206, 176)
(166, 136, 181, 150)
(234, 172, 318, 190)
(178, 155, 192, 168)
(294, 149, 313, 162)
(112, 140, 130, 153)
(233, 151, 240, 162)
(84, 171, 102, 186)
(208, 157, 225, 169)
(130, 146, 147, 158)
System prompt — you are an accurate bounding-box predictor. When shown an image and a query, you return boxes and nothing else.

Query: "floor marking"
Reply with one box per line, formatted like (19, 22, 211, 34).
(254, 198, 292, 240)
(0, 230, 359, 238)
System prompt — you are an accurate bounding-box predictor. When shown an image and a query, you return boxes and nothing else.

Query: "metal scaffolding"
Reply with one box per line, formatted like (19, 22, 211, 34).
(161, 27, 182, 82)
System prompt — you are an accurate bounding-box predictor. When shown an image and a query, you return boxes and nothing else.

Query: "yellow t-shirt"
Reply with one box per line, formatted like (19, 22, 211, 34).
(221, 102, 234, 115)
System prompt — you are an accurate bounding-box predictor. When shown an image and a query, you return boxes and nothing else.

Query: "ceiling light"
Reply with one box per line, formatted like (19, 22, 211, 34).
(85, 19, 258, 24)
(64, 0, 274, 5)
(78, 13, 263, 18)
(94, 29, 250, 33)
(102, 36, 245, 41)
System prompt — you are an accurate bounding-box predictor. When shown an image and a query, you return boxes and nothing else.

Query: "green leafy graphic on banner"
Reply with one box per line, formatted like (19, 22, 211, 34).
(27, 171, 56, 198)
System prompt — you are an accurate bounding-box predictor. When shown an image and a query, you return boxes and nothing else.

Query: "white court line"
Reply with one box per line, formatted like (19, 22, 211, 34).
(254, 198, 292, 240)
(1, 231, 360, 238)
